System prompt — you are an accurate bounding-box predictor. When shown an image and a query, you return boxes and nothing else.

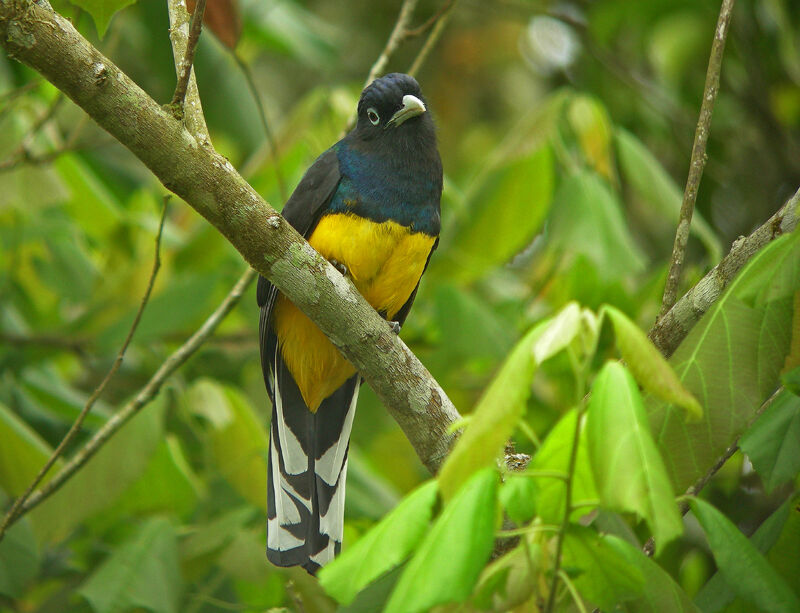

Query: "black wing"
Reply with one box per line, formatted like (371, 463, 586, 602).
(257, 147, 342, 392)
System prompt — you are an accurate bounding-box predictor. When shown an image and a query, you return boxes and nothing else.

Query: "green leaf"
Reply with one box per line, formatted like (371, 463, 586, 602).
(561, 526, 644, 610)
(80, 517, 182, 613)
(187, 379, 268, 510)
(650, 232, 800, 492)
(604, 304, 702, 420)
(384, 468, 498, 613)
(548, 169, 646, 280)
(609, 535, 702, 613)
(783, 365, 800, 396)
(112, 435, 203, 517)
(473, 542, 538, 611)
(739, 390, 800, 492)
(318, 480, 438, 605)
(533, 301, 581, 364)
(29, 395, 165, 542)
(690, 498, 800, 613)
(568, 95, 615, 181)
(438, 322, 546, 500)
(499, 474, 537, 524)
(694, 493, 798, 612)
(587, 362, 683, 552)
(0, 517, 40, 599)
(529, 408, 597, 523)
(71, 0, 138, 38)
(0, 400, 61, 496)
(442, 144, 554, 282)
(615, 128, 721, 261)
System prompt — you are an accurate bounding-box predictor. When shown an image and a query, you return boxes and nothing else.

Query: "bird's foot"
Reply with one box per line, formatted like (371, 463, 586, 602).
(329, 259, 349, 278)
(388, 321, 402, 335)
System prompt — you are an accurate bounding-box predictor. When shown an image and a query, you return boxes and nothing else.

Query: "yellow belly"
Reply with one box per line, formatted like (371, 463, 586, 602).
(272, 213, 436, 411)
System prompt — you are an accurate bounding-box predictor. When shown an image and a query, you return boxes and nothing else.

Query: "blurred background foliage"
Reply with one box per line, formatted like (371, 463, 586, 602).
(0, 0, 798, 610)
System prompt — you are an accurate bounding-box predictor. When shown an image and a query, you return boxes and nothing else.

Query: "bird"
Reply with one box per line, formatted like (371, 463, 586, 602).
(257, 73, 442, 574)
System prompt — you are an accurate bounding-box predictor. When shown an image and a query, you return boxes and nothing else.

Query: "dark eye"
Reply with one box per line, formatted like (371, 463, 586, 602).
(367, 108, 380, 125)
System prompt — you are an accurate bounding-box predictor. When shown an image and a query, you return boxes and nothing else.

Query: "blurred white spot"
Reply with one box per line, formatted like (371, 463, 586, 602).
(521, 16, 580, 75)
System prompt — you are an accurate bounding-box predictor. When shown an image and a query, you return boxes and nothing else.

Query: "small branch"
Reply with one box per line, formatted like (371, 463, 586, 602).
(405, 0, 454, 38)
(659, 0, 736, 317)
(363, 0, 419, 89)
(170, 0, 206, 109)
(642, 386, 782, 557)
(166, 0, 210, 142)
(545, 409, 585, 613)
(0, 199, 169, 542)
(0, 332, 88, 355)
(650, 186, 799, 357)
(0, 139, 112, 172)
(0, 267, 257, 532)
(408, 0, 458, 77)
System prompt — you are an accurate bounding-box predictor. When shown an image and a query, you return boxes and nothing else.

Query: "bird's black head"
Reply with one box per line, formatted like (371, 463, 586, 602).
(352, 73, 435, 144)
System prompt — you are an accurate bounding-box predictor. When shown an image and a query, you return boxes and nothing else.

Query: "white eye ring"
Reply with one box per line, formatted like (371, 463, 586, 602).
(367, 108, 380, 125)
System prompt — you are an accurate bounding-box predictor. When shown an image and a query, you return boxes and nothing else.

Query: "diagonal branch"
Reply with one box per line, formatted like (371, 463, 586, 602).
(0, 0, 460, 483)
(659, 0, 736, 317)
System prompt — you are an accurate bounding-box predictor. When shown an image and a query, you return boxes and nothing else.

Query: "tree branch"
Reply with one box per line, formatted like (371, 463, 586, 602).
(166, 0, 210, 142)
(408, 0, 458, 77)
(0, 0, 460, 478)
(659, 0, 736, 316)
(0, 198, 169, 541)
(650, 186, 799, 357)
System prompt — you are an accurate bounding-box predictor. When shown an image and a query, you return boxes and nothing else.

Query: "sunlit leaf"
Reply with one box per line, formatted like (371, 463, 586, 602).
(499, 473, 537, 524)
(438, 322, 546, 500)
(80, 517, 182, 613)
(691, 498, 800, 613)
(568, 95, 615, 181)
(533, 301, 580, 365)
(588, 362, 683, 553)
(384, 469, 498, 613)
(604, 304, 702, 420)
(529, 408, 597, 523)
(319, 480, 438, 605)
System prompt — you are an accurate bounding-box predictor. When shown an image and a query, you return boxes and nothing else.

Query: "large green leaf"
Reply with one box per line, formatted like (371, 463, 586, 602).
(318, 480, 438, 605)
(79, 517, 182, 613)
(70, 0, 139, 38)
(650, 232, 800, 492)
(587, 362, 683, 552)
(529, 408, 597, 523)
(690, 498, 800, 613)
(548, 169, 646, 280)
(561, 526, 644, 610)
(739, 389, 800, 492)
(384, 468, 498, 613)
(186, 379, 268, 510)
(438, 322, 546, 500)
(439, 144, 554, 282)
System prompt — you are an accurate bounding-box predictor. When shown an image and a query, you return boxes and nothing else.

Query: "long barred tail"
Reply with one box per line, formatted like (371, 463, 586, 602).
(266, 344, 359, 574)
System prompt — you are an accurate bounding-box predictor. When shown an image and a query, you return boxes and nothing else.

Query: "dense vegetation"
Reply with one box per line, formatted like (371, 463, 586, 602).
(0, 0, 798, 611)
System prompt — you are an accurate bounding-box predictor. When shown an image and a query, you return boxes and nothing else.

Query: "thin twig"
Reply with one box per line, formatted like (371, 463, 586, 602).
(0, 199, 170, 542)
(659, 0, 736, 317)
(233, 52, 287, 201)
(0, 267, 257, 532)
(408, 0, 458, 77)
(642, 386, 782, 557)
(0, 333, 88, 355)
(405, 0, 455, 38)
(545, 409, 585, 613)
(170, 0, 207, 109)
(0, 139, 112, 172)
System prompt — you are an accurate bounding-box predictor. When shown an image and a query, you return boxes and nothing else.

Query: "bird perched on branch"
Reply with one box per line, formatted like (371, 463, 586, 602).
(257, 73, 442, 573)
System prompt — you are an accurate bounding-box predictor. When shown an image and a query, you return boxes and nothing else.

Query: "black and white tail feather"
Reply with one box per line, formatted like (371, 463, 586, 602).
(259, 279, 359, 574)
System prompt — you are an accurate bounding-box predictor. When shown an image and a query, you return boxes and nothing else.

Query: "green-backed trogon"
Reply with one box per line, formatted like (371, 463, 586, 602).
(257, 73, 442, 573)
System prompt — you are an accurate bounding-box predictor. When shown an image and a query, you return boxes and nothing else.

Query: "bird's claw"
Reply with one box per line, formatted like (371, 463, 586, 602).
(389, 321, 401, 334)
(329, 259, 349, 278)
